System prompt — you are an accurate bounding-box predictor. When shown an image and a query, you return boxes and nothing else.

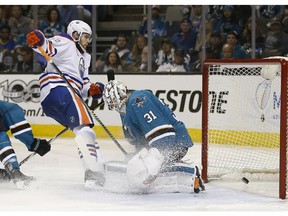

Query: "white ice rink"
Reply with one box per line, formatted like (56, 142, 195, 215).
(1, 138, 288, 213)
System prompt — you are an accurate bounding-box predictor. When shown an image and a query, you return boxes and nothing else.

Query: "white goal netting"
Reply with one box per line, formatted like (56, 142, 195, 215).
(202, 59, 288, 199)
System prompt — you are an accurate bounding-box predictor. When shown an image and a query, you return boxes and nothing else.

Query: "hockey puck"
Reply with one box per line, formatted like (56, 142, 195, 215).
(242, 177, 249, 184)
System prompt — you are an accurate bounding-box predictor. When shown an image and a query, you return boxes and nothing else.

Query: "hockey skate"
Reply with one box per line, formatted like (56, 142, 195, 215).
(5, 164, 35, 189)
(0, 168, 11, 182)
(84, 169, 105, 189)
(194, 166, 205, 193)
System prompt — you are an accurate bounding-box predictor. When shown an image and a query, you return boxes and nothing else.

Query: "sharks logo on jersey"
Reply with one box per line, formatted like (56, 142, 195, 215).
(132, 96, 146, 108)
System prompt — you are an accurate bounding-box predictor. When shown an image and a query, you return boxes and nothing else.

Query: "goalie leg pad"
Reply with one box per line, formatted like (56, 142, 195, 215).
(101, 161, 203, 194)
(153, 162, 198, 193)
(126, 148, 164, 185)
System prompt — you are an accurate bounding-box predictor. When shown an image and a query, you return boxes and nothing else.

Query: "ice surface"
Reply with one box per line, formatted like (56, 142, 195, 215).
(1, 138, 288, 213)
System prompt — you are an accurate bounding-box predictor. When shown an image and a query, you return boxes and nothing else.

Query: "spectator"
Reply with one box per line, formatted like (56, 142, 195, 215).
(195, 20, 214, 52)
(170, 18, 197, 55)
(258, 5, 285, 20)
(257, 5, 285, 34)
(221, 43, 234, 59)
(103, 51, 123, 73)
(190, 48, 210, 74)
(0, 6, 9, 29)
(207, 31, 223, 59)
(136, 45, 157, 72)
(12, 46, 42, 73)
(40, 7, 65, 38)
(0, 25, 17, 72)
(240, 16, 265, 57)
(156, 48, 189, 72)
(262, 20, 288, 57)
(137, 45, 148, 72)
(8, 5, 32, 36)
(191, 19, 213, 62)
(137, 5, 167, 39)
(26, 5, 54, 25)
(96, 34, 131, 71)
(225, 31, 248, 59)
(206, 5, 223, 26)
(233, 5, 251, 30)
(189, 5, 203, 33)
(0, 25, 17, 53)
(214, 5, 241, 39)
(155, 37, 175, 66)
(56, 5, 79, 27)
(125, 35, 147, 71)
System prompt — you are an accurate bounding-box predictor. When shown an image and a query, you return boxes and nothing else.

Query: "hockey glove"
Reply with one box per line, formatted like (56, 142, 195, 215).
(29, 138, 51, 156)
(0, 168, 11, 182)
(89, 82, 104, 100)
(26, 30, 45, 48)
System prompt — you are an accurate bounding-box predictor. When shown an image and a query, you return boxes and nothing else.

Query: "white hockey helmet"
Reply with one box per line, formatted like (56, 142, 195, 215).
(67, 20, 92, 43)
(103, 80, 128, 112)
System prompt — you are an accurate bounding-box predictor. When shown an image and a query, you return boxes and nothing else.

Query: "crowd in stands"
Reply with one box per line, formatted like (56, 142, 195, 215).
(0, 5, 91, 73)
(95, 5, 288, 73)
(1, 5, 288, 74)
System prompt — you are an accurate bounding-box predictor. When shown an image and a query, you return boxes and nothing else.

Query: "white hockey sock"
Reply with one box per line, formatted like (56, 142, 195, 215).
(73, 125, 104, 172)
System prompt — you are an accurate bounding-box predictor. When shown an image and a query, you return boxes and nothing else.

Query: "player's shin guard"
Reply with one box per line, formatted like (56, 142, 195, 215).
(74, 133, 104, 172)
(74, 126, 105, 188)
(74, 126, 103, 171)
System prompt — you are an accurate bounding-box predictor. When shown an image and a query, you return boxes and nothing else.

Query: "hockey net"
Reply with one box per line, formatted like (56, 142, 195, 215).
(202, 58, 288, 199)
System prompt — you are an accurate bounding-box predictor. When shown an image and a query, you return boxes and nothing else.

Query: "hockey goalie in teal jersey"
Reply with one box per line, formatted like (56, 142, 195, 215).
(103, 80, 205, 193)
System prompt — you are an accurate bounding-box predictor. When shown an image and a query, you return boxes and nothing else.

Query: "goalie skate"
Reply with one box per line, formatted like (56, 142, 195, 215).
(84, 169, 105, 189)
(194, 166, 205, 193)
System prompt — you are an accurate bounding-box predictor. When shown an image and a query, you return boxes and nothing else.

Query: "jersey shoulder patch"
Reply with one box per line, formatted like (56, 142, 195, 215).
(129, 90, 152, 108)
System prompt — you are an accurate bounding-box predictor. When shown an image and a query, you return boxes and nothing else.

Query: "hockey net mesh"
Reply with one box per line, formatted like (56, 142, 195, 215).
(203, 60, 287, 198)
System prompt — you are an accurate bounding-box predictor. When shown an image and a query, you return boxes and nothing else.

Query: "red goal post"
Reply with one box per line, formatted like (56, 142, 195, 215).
(202, 58, 288, 199)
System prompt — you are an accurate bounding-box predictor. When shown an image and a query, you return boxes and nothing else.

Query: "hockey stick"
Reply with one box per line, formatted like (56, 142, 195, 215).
(19, 126, 69, 166)
(37, 46, 127, 155)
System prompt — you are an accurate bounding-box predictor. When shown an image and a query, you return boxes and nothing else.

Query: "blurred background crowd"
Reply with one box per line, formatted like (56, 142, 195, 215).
(1, 5, 288, 74)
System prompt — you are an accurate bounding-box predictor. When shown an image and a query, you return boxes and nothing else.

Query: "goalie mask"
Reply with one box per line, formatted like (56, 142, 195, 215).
(67, 20, 92, 43)
(103, 80, 128, 112)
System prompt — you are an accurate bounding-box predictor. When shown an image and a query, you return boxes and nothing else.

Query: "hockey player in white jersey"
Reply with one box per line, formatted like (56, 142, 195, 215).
(103, 80, 205, 193)
(26, 20, 105, 188)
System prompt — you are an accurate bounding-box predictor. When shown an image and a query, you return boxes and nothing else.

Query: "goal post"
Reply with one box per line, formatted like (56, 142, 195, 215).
(202, 58, 288, 199)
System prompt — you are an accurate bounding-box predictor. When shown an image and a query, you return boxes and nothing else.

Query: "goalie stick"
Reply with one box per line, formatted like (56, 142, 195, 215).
(37, 46, 127, 155)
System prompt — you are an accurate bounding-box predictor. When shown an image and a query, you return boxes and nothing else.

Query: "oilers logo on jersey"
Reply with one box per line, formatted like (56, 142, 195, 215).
(79, 57, 85, 77)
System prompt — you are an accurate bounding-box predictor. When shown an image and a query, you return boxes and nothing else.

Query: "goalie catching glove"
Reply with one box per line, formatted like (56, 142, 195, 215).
(29, 138, 51, 156)
(89, 82, 104, 100)
(126, 147, 164, 185)
(26, 30, 45, 48)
